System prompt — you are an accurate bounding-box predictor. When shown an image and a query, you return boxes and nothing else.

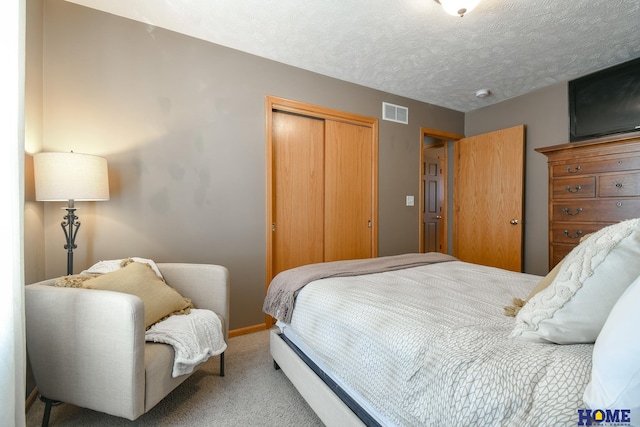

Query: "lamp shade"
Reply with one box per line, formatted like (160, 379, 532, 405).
(34, 152, 110, 201)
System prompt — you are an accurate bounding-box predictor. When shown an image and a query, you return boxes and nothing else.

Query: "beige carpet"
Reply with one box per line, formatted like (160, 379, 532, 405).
(26, 329, 324, 426)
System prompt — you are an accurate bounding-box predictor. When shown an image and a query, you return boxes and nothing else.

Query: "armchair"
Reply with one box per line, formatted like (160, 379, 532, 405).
(25, 263, 230, 426)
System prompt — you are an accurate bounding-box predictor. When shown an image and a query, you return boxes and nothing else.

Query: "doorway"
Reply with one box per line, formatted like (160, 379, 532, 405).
(423, 145, 445, 252)
(419, 127, 463, 254)
(419, 126, 525, 271)
(453, 125, 525, 272)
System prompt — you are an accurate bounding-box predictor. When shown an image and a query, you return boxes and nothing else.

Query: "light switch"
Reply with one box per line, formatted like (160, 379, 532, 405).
(406, 195, 414, 206)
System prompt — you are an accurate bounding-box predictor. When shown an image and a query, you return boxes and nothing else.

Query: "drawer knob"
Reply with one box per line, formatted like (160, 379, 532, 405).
(565, 185, 582, 193)
(565, 165, 582, 174)
(562, 207, 583, 216)
(564, 229, 584, 239)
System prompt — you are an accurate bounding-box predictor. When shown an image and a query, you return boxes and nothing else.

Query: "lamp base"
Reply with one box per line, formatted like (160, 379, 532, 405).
(61, 200, 80, 276)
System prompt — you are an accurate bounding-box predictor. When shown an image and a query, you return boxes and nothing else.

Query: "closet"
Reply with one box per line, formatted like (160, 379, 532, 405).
(265, 96, 378, 285)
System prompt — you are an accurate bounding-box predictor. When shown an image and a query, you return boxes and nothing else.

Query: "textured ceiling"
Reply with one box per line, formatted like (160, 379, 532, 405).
(67, 0, 640, 113)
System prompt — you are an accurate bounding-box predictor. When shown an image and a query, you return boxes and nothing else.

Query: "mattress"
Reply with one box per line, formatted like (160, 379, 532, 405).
(280, 260, 593, 426)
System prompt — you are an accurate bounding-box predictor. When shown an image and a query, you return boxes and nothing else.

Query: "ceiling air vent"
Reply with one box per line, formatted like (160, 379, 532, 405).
(382, 102, 408, 124)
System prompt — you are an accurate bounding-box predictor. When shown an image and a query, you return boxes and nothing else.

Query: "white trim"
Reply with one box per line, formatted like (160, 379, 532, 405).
(0, 1, 27, 426)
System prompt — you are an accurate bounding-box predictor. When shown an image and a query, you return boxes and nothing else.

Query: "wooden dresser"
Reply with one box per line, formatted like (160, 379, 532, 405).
(537, 135, 640, 269)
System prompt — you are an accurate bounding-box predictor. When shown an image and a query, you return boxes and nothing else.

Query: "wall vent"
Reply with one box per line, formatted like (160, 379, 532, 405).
(382, 102, 408, 124)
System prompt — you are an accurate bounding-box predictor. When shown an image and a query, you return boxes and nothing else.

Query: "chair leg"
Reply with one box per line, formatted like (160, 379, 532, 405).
(40, 396, 55, 427)
(219, 351, 225, 377)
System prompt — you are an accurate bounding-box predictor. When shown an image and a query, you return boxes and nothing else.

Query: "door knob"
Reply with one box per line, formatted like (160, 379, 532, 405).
(432, 215, 442, 220)
(510, 219, 519, 225)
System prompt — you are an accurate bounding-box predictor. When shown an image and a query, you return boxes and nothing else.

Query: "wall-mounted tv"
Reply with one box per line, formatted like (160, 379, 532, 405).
(569, 57, 640, 142)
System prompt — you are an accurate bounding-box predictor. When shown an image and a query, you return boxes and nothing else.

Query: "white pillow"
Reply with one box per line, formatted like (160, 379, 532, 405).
(583, 275, 640, 425)
(82, 257, 163, 279)
(512, 218, 640, 344)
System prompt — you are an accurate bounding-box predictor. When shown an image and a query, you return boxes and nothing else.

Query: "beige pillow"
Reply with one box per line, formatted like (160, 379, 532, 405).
(82, 261, 193, 328)
(55, 273, 101, 288)
(510, 231, 589, 313)
(526, 259, 563, 301)
(512, 218, 640, 344)
(503, 259, 564, 317)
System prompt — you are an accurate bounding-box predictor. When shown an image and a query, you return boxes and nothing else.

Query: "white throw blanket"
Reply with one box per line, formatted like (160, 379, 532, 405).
(145, 309, 227, 377)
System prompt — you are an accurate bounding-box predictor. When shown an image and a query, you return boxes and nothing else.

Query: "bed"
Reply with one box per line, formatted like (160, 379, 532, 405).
(263, 219, 640, 427)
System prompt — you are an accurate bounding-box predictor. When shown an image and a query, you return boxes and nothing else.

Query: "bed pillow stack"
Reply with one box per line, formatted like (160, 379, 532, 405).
(510, 218, 640, 422)
(511, 217, 640, 344)
(582, 274, 640, 423)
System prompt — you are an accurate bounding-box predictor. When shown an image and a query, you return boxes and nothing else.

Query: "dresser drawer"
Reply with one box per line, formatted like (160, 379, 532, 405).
(551, 244, 574, 268)
(598, 172, 640, 197)
(552, 198, 640, 222)
(551, 222, 612, 244)
(552, 155, 640, 177)
(552, 177, 595, 199)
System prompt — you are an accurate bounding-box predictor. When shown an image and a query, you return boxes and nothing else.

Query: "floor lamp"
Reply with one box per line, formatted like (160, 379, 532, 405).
(34, 152, 110, 276)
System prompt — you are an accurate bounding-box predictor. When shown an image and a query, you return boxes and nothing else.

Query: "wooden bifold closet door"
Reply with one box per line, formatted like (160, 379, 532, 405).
(271, 111, 325, 277)
(324, 119, 373, 262)
(266, 97, 378, 289)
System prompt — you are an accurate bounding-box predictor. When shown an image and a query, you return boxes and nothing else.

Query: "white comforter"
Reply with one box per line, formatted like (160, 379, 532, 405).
(285, 260, 592, 427)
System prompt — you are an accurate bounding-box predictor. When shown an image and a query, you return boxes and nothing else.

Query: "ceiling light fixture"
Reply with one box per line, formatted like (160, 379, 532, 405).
(435, 0, 482, 17)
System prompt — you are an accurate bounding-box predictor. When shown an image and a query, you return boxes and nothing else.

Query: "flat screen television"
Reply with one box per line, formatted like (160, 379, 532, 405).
(569, 57, 640, 142)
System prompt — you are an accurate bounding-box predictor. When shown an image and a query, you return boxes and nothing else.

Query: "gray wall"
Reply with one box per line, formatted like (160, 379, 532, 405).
(27, 0, 463, 330)
(465, 83, 570, 275)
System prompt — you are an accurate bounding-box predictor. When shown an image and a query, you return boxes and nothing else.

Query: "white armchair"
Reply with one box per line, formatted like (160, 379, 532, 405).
(25, 263, 230, 426)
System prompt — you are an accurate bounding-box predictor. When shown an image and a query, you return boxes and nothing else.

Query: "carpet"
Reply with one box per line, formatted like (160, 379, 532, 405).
(25, 329, 324, 426)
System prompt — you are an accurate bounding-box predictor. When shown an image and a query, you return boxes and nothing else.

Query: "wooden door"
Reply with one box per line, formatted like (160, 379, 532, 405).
(271, 111, 325, 277)
(324, 120, 374, 261)
(267, 96, 379, 294)
(419, 128, 461, 255)
(423, 147, 445, 252)
(453, 125, 525, 271)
